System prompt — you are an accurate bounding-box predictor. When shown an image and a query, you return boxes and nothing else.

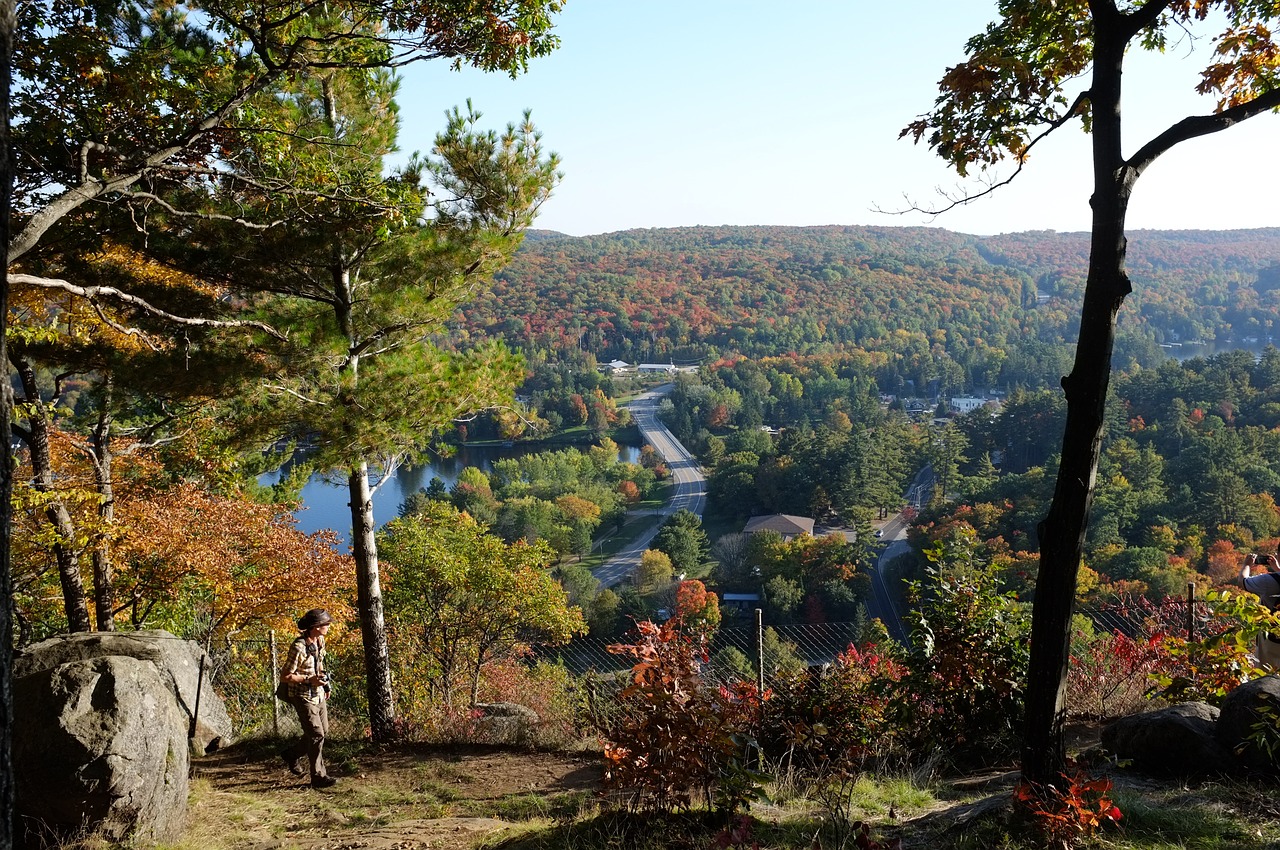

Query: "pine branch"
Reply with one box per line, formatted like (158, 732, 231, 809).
(10, 273, 288, 340)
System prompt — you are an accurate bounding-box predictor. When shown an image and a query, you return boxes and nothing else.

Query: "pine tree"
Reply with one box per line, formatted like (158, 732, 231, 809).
(201, 70, 558, 741)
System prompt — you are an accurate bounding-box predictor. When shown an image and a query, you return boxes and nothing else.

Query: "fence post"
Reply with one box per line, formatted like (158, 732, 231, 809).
(755, 608, 765, 694)
(269, 629, 280, 736)
(1186, 581, 1196, 641)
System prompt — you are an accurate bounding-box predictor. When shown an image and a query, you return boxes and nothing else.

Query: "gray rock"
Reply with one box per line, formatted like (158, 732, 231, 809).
(1101, 702, 1234, 776)
(15, 655, 190, 845)
(16, 629, 233, 755)
(474, 702, 539, 745)
(1215, 674, 1280, 774)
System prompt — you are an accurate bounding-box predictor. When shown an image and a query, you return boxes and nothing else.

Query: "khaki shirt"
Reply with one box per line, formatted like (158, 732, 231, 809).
(279, 636, 327, 703)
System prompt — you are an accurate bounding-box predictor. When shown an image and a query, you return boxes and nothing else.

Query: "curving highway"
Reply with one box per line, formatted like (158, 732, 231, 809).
(865, 464, 933, 645)
(592, 384, 707, 588)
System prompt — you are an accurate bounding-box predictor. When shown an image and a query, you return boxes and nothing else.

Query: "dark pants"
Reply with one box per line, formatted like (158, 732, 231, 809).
(284, 697, 328, 780)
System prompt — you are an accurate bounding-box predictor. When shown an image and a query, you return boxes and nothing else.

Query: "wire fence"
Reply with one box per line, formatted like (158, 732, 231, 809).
(192, 589, 1212, 740)
(540, 592, 1208, 688)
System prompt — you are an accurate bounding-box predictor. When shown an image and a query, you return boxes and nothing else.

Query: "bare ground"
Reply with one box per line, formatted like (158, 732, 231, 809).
(188, 743, 602, 850)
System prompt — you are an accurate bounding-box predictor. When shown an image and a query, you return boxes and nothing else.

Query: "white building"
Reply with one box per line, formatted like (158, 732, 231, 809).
(950, 396, 993, 414)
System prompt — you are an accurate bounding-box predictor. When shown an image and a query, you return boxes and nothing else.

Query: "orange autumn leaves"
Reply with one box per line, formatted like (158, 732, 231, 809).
(12, 428, 352, 636)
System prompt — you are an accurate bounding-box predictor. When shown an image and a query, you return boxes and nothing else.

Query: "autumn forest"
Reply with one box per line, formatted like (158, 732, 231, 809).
(8, 0, 1280, 845)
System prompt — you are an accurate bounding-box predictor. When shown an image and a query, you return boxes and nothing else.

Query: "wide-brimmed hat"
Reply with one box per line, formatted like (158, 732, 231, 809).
(297, 608, 332, 631)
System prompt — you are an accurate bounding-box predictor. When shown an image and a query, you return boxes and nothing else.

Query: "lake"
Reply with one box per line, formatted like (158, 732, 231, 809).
(265, 442, 642, 544)
(1163, 338, 1276, 362)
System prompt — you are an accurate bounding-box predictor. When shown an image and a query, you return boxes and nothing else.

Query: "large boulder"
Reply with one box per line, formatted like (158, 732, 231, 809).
(1215, 674, 1280, 774)
(14, 655, 190, 846)
(474, 702, 540, 745)
(15, 630, 233, 755)
(1101, 702, 1235, 777)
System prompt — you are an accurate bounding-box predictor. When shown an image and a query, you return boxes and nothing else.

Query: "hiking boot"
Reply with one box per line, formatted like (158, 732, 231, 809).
(279, 749, 305, 777)
(311, 775, 337, 789)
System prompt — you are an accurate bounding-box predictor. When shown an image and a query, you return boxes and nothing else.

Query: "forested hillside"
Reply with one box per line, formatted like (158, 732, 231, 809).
(453, 225, 1280, 393)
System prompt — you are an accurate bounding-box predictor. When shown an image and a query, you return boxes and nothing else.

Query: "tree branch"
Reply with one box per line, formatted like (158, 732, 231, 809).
(1118, 0, 1176, 42)
(884, 90, 1092, 217)
(116, 190, 288, 230)
(89, 302, 163, 352)
(9, 273, 288, 340)
(262, 383, 329, 405)
(1128, 87, 1280, 177)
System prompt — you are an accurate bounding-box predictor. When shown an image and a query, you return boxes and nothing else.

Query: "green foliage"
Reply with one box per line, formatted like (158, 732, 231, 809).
(760, 627, 808, 678)
(381, 502, 585, 709)
(653, 510, 712, 577)
(921, 351, 1280, 603)
(901, 530, 1031, 767)
(1150, 589, 1275, 704)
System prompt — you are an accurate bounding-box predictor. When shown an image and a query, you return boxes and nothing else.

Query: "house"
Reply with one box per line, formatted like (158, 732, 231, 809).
(721, 593, 761, 614)
(637, 363, 678, 374)
(743, 514, 815, 540)
(598, 359, 634, 375)
(949, 396, 994, 414)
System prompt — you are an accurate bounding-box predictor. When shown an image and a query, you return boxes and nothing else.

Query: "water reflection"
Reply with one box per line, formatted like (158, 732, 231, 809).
(1163, 339, 1275, 362)
(264, 442, 641, 545)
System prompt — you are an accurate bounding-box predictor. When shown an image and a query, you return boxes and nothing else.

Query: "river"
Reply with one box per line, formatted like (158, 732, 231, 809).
(266, 441, 642, 544)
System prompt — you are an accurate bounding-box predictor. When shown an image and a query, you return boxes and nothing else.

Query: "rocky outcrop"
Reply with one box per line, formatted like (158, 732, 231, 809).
(474, 702, 540, 746)
(15, 655, 190, 845)
(13, 630, 235, 847)
(15, 629, 233, 755)
(1100, 702, 1235, 776)
(1102, 675, 1280, 778)
(1215, 674, 1280, 774)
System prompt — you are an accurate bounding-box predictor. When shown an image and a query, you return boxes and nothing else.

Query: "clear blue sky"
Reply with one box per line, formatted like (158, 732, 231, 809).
(394, 1, 1280, 238)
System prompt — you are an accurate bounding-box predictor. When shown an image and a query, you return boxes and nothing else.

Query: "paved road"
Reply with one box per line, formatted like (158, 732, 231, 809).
(592, 385, 707, 588)
(865, 464, 933, 645)
(871, 534, 911, 645)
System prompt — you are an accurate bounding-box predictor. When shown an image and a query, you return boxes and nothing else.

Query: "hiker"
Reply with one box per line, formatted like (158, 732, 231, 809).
(1238, 553, 1280, 671)
(279, 608, 337, 789)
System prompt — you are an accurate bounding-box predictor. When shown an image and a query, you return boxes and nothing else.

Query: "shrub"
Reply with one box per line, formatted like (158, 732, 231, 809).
(1150, 588, 1276, 704)
(1065, 625, 1168, 721)
(761, 644, 907, 779)
(594, 619, 765, 814)
(900, 530, 1031, 767)
(1014, 763, 1122, 846)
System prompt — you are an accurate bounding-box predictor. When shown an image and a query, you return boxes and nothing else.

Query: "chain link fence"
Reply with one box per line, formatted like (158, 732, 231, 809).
(197, 589, 1212, 737)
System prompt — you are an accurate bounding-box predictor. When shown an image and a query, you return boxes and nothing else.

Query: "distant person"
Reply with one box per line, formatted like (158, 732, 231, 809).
(279, 608, 337, 789)
(1238, 553, 1280, 670)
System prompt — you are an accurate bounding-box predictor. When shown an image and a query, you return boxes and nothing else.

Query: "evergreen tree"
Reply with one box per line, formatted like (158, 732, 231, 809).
(202, 71, 559, 741)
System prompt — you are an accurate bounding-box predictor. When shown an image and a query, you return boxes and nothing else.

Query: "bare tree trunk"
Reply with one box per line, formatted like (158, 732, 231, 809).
(12, 357, 92, 632)
(1021, 9, 1133, 787)
(349, 464, 397, 742)
(90, 379, 115, 630)
(0, 0, 18, 841)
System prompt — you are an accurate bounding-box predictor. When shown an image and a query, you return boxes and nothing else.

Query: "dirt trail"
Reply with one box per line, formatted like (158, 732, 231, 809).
(189, 744, 602, 850)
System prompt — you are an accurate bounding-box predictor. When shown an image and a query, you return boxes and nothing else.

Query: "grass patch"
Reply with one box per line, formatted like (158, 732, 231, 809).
(1107, 784, 1280, 849)
(578, 514, 664, 572)
(479, 810, 725, 850)
(183, 737, 1280, 850)
(845, 775, 939, 820)
(461, 790, 594, 822)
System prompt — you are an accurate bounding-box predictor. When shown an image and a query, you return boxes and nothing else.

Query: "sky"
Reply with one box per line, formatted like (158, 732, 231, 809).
(393, 1, 1280, 239)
